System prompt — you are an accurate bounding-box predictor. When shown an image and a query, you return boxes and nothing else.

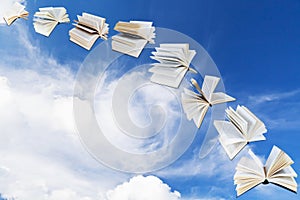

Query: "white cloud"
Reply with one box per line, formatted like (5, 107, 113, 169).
(47, 189, 93, 200)
(75, 55, 197, 173)
(0, 0, 25, 24)
(0, 10, 186, 199)
(94, 69, 183, 154)
(106, 175, 181, 200)
(0, 67, 131, 200)
(0, 17, 130, 200)
(0, 39, 230, 199)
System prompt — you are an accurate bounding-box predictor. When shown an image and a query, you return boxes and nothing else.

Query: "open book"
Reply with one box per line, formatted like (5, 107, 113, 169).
(234, 146, 297, 196)
(69, 13, 109, 50)
(112, 21, 155, 57)
(181, 76, 235, 128)
(3, 2, 29, 26)
(33, 7, 70, 37)
(214, 105, 267, 160)
(149, 43, 197, 88)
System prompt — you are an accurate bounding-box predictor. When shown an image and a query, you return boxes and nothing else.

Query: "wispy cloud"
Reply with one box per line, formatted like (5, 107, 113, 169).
(248, 89, 300, 105)
(157, 145, 247, 180)
(181, 185, 235, 200)
(155, 143, 280, 199)
(240, 89, 300, 131)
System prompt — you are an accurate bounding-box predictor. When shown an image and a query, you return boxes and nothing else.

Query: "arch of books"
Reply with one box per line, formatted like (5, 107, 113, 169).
(4, 3, 297, 197)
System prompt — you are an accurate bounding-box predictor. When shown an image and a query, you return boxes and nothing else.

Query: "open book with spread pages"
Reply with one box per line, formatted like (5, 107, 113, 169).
(33, 7, 70, 37)
(69, 13, 109, 50)
(234, 146, 297, 196)
(214, 105, 267, 160)
(149, 43, 197, 88)
(3, 2, 29, 26)
(181, 75, 235, 128)
(112, 20, 155, 57)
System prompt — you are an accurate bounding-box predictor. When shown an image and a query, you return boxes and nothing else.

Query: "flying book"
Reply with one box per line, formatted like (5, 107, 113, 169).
(234, 146, 297, 196)
(149, 43, 197, 88)
(33, 7, 70, 37)
(3, 2, 29, 26)
(112, 20, 155, 57)
(69, 13, 109, 50)
(214, 105, 267, 160)
(181, 76, 235, 128)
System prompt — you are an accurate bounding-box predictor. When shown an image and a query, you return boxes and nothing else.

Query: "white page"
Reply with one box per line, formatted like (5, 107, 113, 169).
(219, 137, 247, 160)
(69, 28, 98, 42)
(182, 88, 204, 101)
(82, 12, 106, 30)
(192, 104, 209, 128)
(270, 166, 297, 178)
(34, 11, 55, 21)
(160, 43, 189, 49)
(181, 89, 209, 127)
(74, 23, 97, 34)
(214, 121, 244, 139)
(202, 76, 220, 102)
(215, 120, 247, 159)
(210, 92, 235, 105)
(153, 48, 186, 63)
(248, 149, 264, 169)
(226, 107, 248, 135)
(52, 7, 67, 21)
(4, 2, 24, 20)
(150, 69, 186, 88)
(268, 176, 297, 192)
(101, 23, 109, 36)
(152, 50, 185, 61)
(112, 40, 146, 58)
(187, 50, 196, 65)
(112, 34, 147, 47)
(116, 21, 155, 42)
(236, 157, 264, 176)
(248, 134, 266, 142)
(130, 20, 152, 27)
(266, 146, 294, 178)
(237, 105, 266, 140)
(151, 63, 182, 68)
(265, 145, 282, 177)
(149, 66, 186, 78)
(240, 105, 267, 139)
(235, 180, 262, 196)
(236, 105, 257, 134)
(12, 2, 26, 15)
(34, 21, 58, 37)
(78, 15, 99, 31)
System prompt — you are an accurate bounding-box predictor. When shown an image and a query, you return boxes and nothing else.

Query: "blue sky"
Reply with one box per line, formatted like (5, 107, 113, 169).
(0, 0, 300, 200)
